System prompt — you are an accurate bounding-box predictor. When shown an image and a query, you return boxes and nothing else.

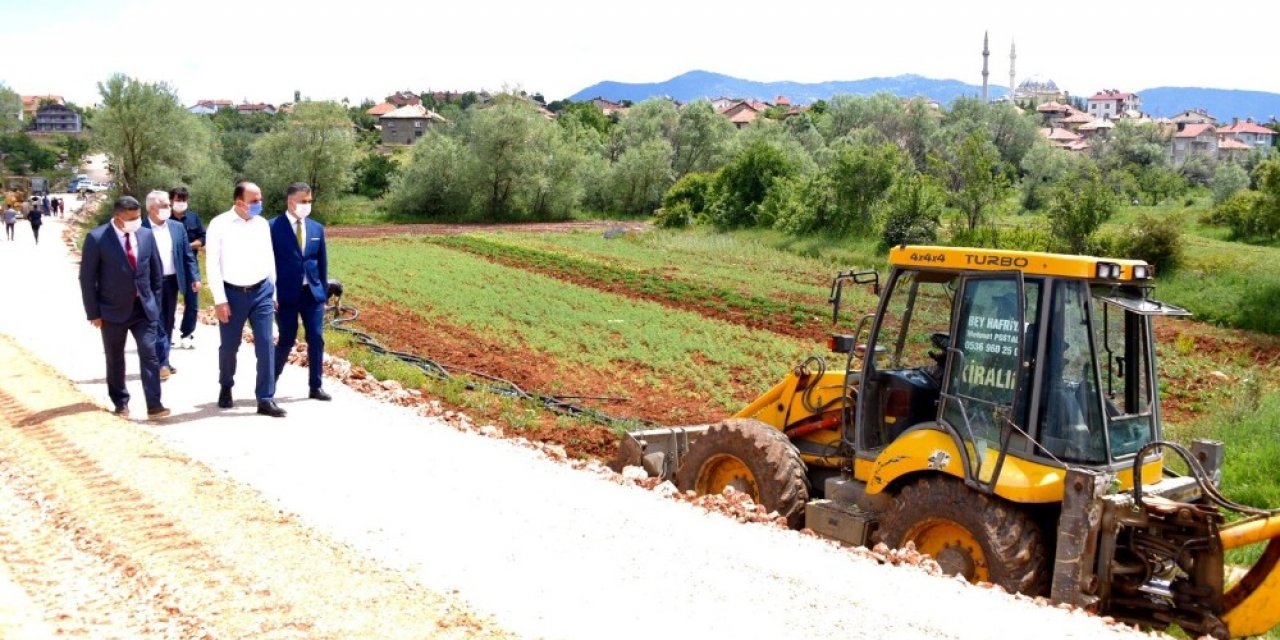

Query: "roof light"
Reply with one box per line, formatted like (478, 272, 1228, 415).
(1132, 264, 1151, 280)
(1096, 262, 1121, 279)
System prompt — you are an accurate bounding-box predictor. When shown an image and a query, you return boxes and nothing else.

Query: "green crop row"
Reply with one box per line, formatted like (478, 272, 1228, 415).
(329, 237, 816, 415)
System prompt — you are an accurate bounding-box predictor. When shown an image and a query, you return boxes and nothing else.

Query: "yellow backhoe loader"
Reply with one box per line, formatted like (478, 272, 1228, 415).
(615, 245, 1280, 638)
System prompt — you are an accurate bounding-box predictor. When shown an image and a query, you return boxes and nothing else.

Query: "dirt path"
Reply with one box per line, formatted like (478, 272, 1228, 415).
(328, 220, 649, 239)
(0, 335, 506, 639)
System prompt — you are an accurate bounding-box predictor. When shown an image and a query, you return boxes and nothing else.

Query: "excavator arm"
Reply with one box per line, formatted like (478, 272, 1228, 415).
(1220, 516, 1280, 637)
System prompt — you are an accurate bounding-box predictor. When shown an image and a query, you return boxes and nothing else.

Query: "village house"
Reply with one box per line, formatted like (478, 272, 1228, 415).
(188, 99, 233, 115)
(710, 96, 736, 112)
(1171, 123, 1218, 165)
(33, 103, 82, 134)
(1086, 90, 1141, 120)
(1170, 108, 1217, 126)
(1217, 118, 1276, 154)
(20, 95, 62, 121)
(365, 102, 398, 117)
(721, 100, 763, 129)
(590, 97, 627, 116)
(236, 102, 277, 116)
(388, 91, 422, 107)
(1040, 126, 1087, 151)
(379, 104, 450, 145)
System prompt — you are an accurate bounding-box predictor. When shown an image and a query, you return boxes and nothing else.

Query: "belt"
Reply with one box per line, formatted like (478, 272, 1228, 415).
(163, 274, 177, 280)
(224, 279, 265, 293)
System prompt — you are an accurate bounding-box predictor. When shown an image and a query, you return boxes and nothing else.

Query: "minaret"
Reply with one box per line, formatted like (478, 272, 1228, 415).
(981, 31, 990, 102)
(1009, 39, 1017, 100)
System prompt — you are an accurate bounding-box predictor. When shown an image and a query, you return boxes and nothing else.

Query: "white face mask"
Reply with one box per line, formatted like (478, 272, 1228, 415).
(156, 207, 171, 222)
(294, 203, 312, 218)
(172, 202, 188, 214)
(121, 217, 142, 233)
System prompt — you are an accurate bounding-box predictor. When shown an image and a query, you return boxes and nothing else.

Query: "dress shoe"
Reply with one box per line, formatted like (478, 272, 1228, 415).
(257, 400, 287, 417)
(167, 365, 178, 375)
(147, 406, 171, 420)
(159, 366, 171, 381)
(111, 405, 129, 417)
(309, 388, 332, 401)
(217, 386, 233, 409)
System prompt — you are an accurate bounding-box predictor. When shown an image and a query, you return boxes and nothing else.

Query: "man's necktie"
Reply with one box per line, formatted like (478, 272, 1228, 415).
(295, 218, 303, 250)
(125, 233, 137, 269)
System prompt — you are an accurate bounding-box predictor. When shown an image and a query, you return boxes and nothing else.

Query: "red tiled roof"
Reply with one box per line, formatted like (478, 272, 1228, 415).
(1217, 137, 1252, 150)
(1175, 123, 1215, 138)
(197, 99, 233, 106)
(1062, 108, 1095, 124)
(366, 102, 397, 116)
(1040, 127, 1081, 141)
(1220, 121, 1274, 135)
(729, 109, 759, 125)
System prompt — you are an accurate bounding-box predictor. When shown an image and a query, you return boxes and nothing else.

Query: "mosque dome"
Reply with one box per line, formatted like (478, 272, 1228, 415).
(1017, 75, 1059, 92)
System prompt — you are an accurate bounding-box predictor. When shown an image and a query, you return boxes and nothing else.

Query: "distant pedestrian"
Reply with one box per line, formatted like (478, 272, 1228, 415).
(53, 197, 63, 217)
(3, 204, 16, 240)
(142, 190, 200, 382)
(271, 182, 331, 401)
(169, 186, 206, 349)
(78, 196, 169, 420)
(206, 181, 285, 417)
(26, 197, 43, 244)
(41, 194, 50, 215)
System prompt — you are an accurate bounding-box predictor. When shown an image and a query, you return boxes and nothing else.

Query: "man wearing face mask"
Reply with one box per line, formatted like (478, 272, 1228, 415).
(169, 186, 206, 350)
(270, 183, 331, 401)
(142, 190, 200, 381)
(78, 196, 169, 420)
(205, 181, 284, 417)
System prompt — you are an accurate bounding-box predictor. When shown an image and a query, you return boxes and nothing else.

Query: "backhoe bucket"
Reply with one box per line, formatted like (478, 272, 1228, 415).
(1221, 518, 1280, 637)
(609, 426, 710, 480)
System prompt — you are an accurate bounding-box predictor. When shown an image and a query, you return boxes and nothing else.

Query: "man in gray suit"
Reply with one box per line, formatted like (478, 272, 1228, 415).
(142, 190, 201, 381)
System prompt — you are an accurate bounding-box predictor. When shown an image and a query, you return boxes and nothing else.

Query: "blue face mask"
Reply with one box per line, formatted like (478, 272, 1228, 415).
(248, 201, 263, 216)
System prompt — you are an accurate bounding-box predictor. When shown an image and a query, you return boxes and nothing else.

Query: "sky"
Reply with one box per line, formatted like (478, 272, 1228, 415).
(4, 0, 1277, 107)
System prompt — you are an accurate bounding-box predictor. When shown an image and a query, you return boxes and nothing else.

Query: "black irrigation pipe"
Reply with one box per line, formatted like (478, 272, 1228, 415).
(325, 298, 656, 431)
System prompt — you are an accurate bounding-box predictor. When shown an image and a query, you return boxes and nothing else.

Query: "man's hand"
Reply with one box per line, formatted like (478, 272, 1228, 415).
(89, 318, 102, 329)
(216, 303, 230, 323)
(191, 280, 202, 293)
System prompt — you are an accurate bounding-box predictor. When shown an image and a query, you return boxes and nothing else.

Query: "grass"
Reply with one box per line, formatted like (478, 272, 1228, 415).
(329, 237, 814, 412)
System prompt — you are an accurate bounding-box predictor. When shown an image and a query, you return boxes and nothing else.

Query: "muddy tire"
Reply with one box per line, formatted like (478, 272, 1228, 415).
(673, 418, 809, 529)
(878, 475, 1049, 596)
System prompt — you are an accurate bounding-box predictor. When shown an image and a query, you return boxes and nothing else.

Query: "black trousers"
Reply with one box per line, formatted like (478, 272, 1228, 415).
(101, 300, 161, 410)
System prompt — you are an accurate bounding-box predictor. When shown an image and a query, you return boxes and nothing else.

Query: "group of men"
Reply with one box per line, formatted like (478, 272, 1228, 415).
(3, 194, 62, 244)
(78, 181, 331, 420)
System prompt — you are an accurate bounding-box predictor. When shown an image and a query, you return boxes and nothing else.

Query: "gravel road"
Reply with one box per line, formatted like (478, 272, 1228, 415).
(0, 205, 1160, 639)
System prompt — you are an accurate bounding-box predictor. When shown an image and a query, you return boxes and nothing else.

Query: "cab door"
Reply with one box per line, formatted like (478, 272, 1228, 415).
(937, 272, 1029, 490)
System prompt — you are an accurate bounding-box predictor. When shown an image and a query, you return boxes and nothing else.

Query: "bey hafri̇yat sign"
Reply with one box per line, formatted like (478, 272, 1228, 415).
(962, 313, 1021, 391)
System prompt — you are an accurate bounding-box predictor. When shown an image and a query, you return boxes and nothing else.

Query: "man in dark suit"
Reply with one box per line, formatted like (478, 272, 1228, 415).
(142, 190, 200, 381)
(78, 196, 169, 419)
(270, 182, 331, 401)
(169, 186, 206, 349)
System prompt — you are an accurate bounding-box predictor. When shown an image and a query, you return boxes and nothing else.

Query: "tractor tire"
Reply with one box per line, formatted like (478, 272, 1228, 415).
(673, 418, 809, 529)
(878, 475, 1050, 596)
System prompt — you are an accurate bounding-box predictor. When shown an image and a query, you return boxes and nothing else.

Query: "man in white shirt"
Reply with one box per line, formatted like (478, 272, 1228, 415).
(143, 190, 200, 382)
(205, 181, 285, 417)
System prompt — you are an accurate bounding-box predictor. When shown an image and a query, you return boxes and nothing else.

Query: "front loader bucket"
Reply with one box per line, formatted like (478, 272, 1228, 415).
(608, 426, 710, 480)
(1221, 518, 1280, 637)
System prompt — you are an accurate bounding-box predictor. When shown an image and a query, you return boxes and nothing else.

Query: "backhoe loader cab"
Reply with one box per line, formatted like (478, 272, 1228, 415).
(851, 248, 1185, 489)
(615, 245, 1280, 638)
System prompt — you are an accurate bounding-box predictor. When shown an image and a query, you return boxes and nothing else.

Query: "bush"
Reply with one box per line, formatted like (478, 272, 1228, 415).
(706, 139, 797, 228)
(1214, 190, 1266, 239)
(949, 224, 1053, 252)
(880, 173, 944, 249)
(351, 153, 399, 198)
(655, 171, 716, 228)
(1115, 213, 1184, 274)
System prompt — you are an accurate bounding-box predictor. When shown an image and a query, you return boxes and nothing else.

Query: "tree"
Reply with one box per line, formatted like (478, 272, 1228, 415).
(55, 133, 92, 166)
(617, 98, 679, 152)
(351, 153, 399, 198)
(608, 138, 673, 215)
(1212, 162, 1250, 205)
(881, 172, 946, 249)
(0, 83, 21, 135)
(671, 100, 733, 177)
(467, 98, 543, 218)
(245, 101, 358, 212)
(936, 129, 1010, 231)
(385, 133, 475, 219)
(92, 74, 207, 196)
(0, 133, 58, 174)
(557, 101, 611, 136)
(1019, 142, 1079, 211)
(1047, 167, 1118, 254)
(827, 138, 905, 234)
(708, 139, 798, 228)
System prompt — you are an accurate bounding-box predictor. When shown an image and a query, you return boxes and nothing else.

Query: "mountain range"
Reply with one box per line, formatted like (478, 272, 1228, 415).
(568, 71, 1280, 122)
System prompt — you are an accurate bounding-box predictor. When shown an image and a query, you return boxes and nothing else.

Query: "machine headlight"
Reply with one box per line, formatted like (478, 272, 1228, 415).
(1096, 262, 1121, 279)
(1132, 264, 1151, 279)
